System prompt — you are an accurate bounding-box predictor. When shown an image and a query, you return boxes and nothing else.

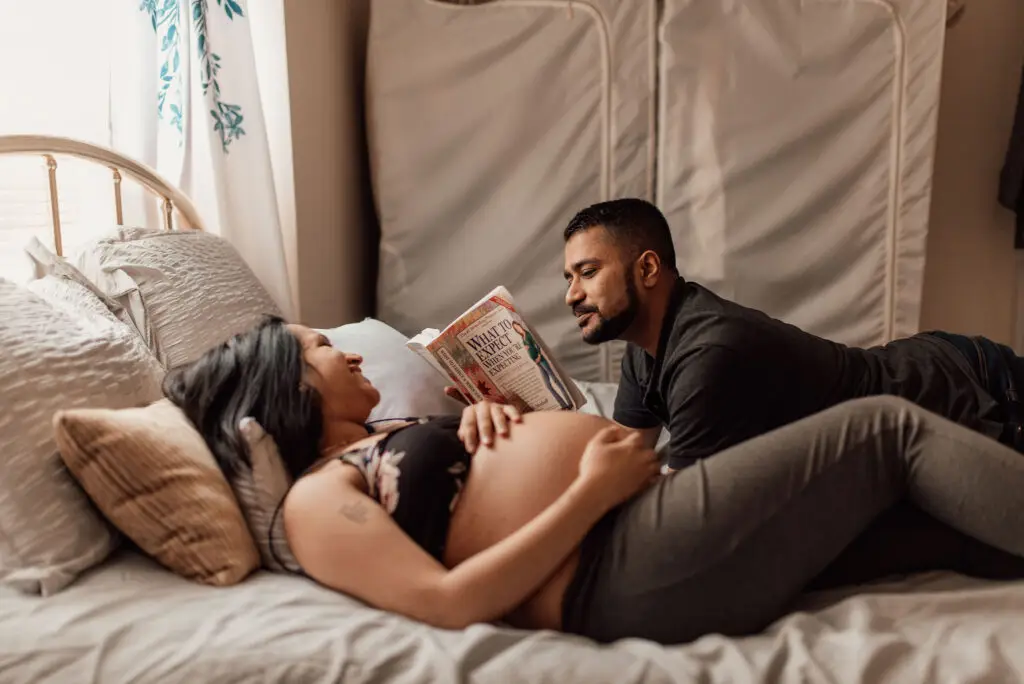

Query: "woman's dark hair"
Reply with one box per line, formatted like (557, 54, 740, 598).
(163, 316, 323, 480)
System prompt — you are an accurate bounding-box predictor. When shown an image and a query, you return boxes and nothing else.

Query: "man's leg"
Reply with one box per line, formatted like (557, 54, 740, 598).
(566, 396, 1024, 644)
(809, 500, 1024, 590)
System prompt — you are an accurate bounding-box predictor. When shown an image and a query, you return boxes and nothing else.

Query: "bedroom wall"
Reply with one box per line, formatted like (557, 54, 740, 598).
(273, 1, 1024, 342)
(274, 0, 378, 327)
(918, 1, 1024, 345)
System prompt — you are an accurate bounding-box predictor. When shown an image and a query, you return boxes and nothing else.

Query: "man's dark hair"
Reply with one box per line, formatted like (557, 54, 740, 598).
(563, 198, 678, 274)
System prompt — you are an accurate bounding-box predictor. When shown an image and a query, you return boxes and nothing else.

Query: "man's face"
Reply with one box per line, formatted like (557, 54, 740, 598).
(563, 227, 640, 344)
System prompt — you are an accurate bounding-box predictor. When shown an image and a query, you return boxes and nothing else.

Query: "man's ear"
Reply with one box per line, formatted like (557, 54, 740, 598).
(637, 251, 662, 287)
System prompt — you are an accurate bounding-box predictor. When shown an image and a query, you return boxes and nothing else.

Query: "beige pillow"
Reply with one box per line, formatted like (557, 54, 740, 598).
(0, 277, 164, 596)
(72, 227, 282, 369)
(53, 399, 260, 586)
(232, 418, 302, 573)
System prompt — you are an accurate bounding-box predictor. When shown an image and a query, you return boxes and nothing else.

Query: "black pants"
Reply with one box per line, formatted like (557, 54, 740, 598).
(930, 331, 1024, 450)
(562, 397, 1024, 645)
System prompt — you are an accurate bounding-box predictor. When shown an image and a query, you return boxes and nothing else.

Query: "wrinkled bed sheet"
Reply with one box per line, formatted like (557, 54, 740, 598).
(2, 550, 1023, 684)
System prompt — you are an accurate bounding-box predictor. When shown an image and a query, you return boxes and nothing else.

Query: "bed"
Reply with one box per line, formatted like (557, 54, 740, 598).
(4, 551, 1024, 683)
(2, 141, 1024, 682)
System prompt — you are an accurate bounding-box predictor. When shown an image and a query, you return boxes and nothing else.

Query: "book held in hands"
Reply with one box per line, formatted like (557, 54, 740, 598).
(407, 286, 586, 413)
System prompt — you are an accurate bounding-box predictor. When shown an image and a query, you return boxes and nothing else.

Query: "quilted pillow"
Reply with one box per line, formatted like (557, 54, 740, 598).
(22, 237, 136, 332)
(0, 278, 165, 595)
(72, 227, 282, 369)
(53, 399, 260, 586)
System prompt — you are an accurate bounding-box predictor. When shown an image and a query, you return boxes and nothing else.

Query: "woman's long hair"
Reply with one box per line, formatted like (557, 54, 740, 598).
(163, 316, 323, 480)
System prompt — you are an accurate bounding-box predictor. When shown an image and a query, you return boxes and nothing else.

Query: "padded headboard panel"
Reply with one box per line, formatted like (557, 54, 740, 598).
(367, 0, 655, 383)
(367, 0, 947, 382)
(657, 0, 947, 348)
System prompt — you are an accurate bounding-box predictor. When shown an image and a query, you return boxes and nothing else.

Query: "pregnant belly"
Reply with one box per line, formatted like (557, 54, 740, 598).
(443, 411, 612, 629)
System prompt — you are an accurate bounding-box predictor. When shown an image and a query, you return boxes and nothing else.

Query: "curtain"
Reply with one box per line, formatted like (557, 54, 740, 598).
(0, 1, 294, 315)
(104, 0, 294, 317)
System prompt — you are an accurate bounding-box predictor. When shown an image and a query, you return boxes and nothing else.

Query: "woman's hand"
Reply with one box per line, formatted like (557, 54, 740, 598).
(457, 399, 523, 453)
(577, 426, 660, 511)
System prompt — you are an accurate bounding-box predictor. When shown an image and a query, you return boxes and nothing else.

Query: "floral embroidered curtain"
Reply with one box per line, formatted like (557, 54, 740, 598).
(117, 0, 294, 316)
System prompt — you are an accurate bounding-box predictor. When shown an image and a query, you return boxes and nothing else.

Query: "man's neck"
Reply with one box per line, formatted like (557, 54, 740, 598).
(628, 279, 677, 358)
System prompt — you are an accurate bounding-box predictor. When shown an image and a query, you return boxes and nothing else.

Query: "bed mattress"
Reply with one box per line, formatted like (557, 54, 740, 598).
(657, 0, 946, 347)
(2, 551, 1022, 683)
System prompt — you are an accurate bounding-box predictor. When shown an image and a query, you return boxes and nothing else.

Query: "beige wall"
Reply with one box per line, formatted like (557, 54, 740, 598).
(278, 2, 1024, 341)
(919, 2, 1024, 343)
(283, 0, 374, 327)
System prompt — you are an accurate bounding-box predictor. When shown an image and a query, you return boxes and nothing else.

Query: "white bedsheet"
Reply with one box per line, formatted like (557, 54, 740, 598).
(2, 551, 1022, 683)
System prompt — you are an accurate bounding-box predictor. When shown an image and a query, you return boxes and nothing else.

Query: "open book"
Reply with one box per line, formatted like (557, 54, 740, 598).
(407, 286, 586, 413)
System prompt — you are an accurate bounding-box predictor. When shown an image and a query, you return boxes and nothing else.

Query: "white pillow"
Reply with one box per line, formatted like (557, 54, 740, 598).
(574, 379, 671, 451)
(23, 237, 130, 328)
(319, 318, 465, 422)
(71, 227, 282, 369)
(0, 278, 166, 595)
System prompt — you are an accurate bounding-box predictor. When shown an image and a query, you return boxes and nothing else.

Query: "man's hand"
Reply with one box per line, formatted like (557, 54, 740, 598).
(457, 399, 523, 453)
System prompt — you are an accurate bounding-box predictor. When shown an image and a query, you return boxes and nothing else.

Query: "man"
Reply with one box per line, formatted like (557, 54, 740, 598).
(562, 198, 1024, 469)
(458, 198, 1024, 473)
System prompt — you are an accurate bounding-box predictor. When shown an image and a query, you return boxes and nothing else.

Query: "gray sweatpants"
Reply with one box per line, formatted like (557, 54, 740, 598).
(562, 395, 1024, 644)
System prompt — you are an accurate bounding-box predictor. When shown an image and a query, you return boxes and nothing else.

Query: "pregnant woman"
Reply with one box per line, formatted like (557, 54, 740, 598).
(164, 317, 1024, 645)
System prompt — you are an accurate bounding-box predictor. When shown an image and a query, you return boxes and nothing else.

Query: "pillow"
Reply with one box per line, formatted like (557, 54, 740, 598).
(231, 418, 302, 573)
(574, 379, 621, 419)
(575, 379, 671, 452)
(0, 278, 165, 595)
(71, 227, 282, 369)
(22, 237, 130, 328)
(320, 318, 465, 422)
(53, 399, 260, 586)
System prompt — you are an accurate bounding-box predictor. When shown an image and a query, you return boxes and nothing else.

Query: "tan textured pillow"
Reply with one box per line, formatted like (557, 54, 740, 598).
(53, 399, 260, 586)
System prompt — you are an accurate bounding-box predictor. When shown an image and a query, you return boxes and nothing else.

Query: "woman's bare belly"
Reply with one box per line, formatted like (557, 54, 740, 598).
(442, 411, 613, 630)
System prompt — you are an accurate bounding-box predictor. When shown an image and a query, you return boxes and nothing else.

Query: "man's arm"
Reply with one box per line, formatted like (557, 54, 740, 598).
(612, 349, 667, 452)
(661, 346, 763, 470)
(630, 425, 662, 449)
(611, 348, 662, 429)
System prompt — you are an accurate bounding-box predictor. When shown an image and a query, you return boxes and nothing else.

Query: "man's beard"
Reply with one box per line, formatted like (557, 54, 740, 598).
(577, 275, 640, 345)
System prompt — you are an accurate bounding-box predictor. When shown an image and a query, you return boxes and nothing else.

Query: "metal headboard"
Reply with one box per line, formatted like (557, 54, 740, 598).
(0, 134, 204, 256)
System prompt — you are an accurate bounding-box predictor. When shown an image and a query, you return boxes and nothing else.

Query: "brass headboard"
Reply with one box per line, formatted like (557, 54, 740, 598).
(0, 134, 204, 256)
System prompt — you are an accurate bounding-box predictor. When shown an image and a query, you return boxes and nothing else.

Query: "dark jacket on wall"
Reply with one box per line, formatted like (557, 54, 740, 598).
(999, 63, 1024, 248)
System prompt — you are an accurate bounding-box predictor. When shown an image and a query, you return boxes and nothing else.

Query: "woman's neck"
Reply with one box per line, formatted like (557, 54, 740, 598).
(320, 419, 371, 456)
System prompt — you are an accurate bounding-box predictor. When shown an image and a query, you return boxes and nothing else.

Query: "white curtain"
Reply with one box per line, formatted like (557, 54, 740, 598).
(0, 0, 294, 317)
(113, 0, 294, 317)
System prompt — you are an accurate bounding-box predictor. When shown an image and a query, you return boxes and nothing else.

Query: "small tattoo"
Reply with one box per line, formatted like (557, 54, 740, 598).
(340, 501, 369, 524)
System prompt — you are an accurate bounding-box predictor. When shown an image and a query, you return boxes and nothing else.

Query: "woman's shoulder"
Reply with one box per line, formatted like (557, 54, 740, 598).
(283, 458, 364, 525)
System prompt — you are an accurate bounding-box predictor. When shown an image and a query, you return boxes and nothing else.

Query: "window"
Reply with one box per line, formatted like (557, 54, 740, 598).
(0, 2, 120, 280)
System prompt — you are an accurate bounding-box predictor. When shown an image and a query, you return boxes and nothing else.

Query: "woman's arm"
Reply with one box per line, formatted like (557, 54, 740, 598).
(285, 427, 658, 630)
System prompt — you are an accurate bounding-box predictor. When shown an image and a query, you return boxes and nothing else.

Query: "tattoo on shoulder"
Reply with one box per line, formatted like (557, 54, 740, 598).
(339, 501, 370, 524)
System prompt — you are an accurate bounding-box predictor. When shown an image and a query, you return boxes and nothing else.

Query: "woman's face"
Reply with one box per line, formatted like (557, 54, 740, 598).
(287, 324, 380, 424)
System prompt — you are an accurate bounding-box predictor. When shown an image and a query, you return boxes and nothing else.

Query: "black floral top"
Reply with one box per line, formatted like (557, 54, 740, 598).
(338, 415, 471, 561)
